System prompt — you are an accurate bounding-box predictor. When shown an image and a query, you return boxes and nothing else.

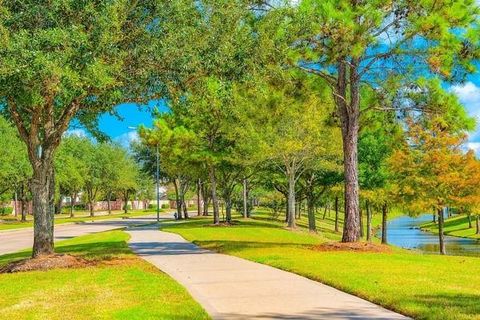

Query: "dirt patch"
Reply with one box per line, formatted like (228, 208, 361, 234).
(312, 241, 392, 253)
(0, 254, 94, 273)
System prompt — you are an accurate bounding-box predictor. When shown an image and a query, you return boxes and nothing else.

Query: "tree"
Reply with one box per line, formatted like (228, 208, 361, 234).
(0, 116, 31, 220)
(390, 116, 475, 254)
(289, 0, 480, 242)
(0, 1, 160, 257)
(116, 156, 140, 214)
(55, 136, 87, 217)
(236, 72, 340, 228)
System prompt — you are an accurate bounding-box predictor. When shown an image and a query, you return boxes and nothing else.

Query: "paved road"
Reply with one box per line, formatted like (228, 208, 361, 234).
(0, 215, 162, 255)
(127, 224, 410, 320)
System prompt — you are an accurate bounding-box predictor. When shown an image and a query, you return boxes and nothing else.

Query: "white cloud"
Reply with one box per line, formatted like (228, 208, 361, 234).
(451, 81, 480, 142)
(114, 131, 139, 149)
(64, 129, 87, 138)
(466, 142, 480, 156)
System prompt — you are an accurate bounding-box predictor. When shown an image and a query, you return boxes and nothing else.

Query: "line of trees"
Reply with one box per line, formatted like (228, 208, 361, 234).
(0, 124, 152, 221)
(1, 1, 479, 257)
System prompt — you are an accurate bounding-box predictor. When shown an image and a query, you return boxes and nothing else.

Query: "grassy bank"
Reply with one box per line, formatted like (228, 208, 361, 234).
(0, 209, 169, 231)
(420, 214, 480, 240)
(0, 230, 209, 320)
(163, 211, 480, 320)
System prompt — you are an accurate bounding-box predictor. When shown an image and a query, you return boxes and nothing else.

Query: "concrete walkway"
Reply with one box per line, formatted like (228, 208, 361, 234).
(127, 224, 409, 320)
(0, 215, 160, 255)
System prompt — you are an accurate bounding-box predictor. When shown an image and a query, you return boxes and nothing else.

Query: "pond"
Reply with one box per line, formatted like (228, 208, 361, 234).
(385, 214, 480, 257)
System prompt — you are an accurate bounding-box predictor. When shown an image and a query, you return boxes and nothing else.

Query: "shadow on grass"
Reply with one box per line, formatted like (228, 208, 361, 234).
(412, 292, 480, 319)
(0, 238, 131, 266)
(192, 239, 312, 254)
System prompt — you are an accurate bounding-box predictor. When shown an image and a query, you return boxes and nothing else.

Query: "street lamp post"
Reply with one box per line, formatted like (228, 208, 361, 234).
(155, 143, 160, 223)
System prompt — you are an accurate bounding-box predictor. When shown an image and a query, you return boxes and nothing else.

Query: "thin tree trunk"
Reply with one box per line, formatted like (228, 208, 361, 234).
(359, 207, 364, 238)
(433, 212, 436, 223)
(70, 193, 76, 218)
(31, 161, 55, 257)
(20, 184, 27, 222)
(107, 191, 112, 215)
(173, 179, 182, 220)
(476, 215, 480, 235)
(335, 196, 339, 232)
(323, 202, 328, 219)
(123, 191, 129, 214)
(209, 166, 220, 224)
(243, 178, 248, 218)
(381, 202, 388, 245)
(307, 196, 316, 232)
(366, 200, 372, 242)
(468, 213, 472, 228)
(438, 208, 446, 255)
(197, 179, 202, 216)
(287, 171, 296, 228)
(284, 194, 289, 223)
(225, 196, 232, 223)
(14, 190, 18, 217)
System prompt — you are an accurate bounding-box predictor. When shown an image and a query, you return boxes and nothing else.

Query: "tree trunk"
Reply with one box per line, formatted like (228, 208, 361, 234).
(468, 213, 472, 228)
(14, 190, 18, 217)
(307, 195, 316, 232)
(173, 179, 182, 220)
(438, 208, 446, 255)
(338, 61, 360, 243)
(31, 161, 55, 257)
(476, 215, 480, 235)
(381, 202, 388, 245)
(243, 178, 248, 218)
(123, 191, 129, 214)
(225, 197, 232, 223)
(107, 191, 112, 215)
(284, 194, 289, 223)
(334, 196, 339, 233)
(359, 207, 364, 238)
(287, 171, 296, 228)
(183, 200, 189, 219)
(366, 200, 372, 242)
(209, 166, 220, 224)
(323, 202, 328, 219)
(433, 212, 436, 223)
(20, 184, 27, 222)
(197, 179, 202, 216)
(70, 193, 76, 218)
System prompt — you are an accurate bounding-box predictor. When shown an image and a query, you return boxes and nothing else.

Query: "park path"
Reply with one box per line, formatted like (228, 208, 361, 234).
(127, 224, 410, 320)
(0, 215, 160, 255)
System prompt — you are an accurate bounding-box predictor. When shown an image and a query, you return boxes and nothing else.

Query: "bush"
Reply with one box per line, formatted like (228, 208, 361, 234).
(161, 203, 169, 209)
(0, 206, 13, 216)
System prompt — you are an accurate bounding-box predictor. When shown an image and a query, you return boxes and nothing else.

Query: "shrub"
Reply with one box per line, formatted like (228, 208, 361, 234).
(0, 206, 13, 216)
(161, 203, 169, 209)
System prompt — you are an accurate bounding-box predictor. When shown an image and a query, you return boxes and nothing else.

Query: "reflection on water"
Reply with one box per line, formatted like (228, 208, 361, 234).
(386, 214, 480, 257)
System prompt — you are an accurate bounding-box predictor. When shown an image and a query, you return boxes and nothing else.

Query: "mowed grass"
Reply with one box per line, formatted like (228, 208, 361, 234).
(0, 209, 169, 231)
(421, 214, 480, 240)
(0, 230, 209, 320)
(163, 212, 480, 320)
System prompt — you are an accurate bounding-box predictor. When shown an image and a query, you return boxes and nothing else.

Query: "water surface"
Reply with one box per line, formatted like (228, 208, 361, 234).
(386, 214, 480, 257)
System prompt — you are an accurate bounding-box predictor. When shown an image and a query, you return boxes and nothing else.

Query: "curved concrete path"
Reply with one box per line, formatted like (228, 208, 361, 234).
(127, 224, 410, 320)
(0, 215, 160, 255)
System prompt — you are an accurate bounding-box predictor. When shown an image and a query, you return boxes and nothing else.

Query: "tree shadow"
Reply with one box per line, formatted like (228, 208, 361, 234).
(411, 292, 480, 319)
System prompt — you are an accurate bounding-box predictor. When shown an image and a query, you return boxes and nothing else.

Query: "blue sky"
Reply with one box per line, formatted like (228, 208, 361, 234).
(450, 76, 480, 153)
(67, 100, 168, 147)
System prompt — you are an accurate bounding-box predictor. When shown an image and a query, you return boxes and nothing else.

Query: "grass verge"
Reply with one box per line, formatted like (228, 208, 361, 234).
(420, 214, 480, 240)
(0, 230, 209, 320)
(163, 212, 480, 320)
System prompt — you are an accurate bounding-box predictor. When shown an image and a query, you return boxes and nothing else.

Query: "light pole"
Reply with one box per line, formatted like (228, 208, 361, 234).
(155, 143, 160, 223)
(128, 126, 160, 223)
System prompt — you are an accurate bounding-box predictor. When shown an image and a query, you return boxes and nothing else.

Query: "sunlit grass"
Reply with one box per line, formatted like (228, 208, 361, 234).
(0, 230, 209, 320)
(421, 214, 480, 240)
(163, 210, 480, 320)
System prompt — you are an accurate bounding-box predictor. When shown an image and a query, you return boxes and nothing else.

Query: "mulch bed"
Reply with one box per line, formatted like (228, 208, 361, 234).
(312, 241, 392, 253)
(0, 254, 94, 273)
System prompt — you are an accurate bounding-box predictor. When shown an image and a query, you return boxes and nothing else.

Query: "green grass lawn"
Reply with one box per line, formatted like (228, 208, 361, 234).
(0, 208, 170, 231)
(0, 230, 209, 320)
(162, 211, 480, 320)
(420, 214, 480, 240)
